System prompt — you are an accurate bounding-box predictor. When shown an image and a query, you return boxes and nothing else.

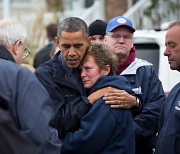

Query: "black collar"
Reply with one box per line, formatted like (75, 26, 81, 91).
(0, 45, 16, 63)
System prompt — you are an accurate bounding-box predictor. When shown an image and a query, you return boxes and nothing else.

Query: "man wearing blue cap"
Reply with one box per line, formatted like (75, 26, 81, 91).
(104, 16, 166, 154)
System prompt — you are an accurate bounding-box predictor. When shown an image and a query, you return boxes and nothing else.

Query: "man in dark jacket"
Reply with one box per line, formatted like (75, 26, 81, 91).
(33, 23, 57, 68)
(35, 17, 124, 139)
(0, 19, 61, 154)
(155, 21, 180, 154)
(104, 16, 166, 154)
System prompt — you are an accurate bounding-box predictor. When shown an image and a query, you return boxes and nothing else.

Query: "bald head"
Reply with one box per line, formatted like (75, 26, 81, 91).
(164, 21, 180, 72)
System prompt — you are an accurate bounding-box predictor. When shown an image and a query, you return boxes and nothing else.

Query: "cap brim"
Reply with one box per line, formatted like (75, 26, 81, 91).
(110, 24, 135, 33)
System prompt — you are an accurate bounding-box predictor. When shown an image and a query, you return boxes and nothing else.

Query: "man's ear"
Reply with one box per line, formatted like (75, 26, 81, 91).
(104, 35, 107, 41)
(55, 37, 59, 44)
(87, 36, 92, 45)
(12, 40, 21, 56)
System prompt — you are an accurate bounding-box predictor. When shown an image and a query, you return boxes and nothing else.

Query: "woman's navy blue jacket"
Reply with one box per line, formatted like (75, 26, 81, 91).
(61, 76, 135, 154)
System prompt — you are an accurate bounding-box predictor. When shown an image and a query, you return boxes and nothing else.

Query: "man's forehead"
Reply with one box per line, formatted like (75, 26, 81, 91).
(166, 27, 180, 40)
(60, 33, 86, 41)
(60, 31, 85, 37)
(61, 42, 83, 45)
(167, 26, 180, 35)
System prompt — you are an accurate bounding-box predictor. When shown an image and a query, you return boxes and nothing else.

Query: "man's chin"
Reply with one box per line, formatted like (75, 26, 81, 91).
(114, 48, 126, 53)
(68, 63, 79, 69)
(170, 65, 176, 71)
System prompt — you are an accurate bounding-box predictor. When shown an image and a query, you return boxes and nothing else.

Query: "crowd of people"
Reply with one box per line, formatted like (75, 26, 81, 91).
(0, 15, 179, 154)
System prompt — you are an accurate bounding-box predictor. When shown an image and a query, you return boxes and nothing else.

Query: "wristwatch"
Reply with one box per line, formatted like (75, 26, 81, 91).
(136, 97, 140, 107)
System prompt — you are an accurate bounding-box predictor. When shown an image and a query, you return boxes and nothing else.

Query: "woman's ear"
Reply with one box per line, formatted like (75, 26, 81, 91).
(101, 64, 110, 76)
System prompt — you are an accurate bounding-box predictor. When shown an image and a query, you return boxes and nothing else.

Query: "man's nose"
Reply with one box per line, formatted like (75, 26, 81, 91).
(68, 47, 76, 55)
(164, 47, 170, 56)
(118, 36, 125, 43)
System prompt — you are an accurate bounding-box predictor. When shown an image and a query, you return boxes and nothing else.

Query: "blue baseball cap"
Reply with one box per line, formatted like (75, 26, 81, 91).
(106, 16, 135, 34)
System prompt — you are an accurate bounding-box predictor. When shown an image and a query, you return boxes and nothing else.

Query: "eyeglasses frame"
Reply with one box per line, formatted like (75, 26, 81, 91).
(21, 43, 30, 59)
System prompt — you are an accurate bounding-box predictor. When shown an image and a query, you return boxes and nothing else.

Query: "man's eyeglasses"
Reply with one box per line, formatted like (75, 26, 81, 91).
(107, 34, 132, 41)
(21, 43, 30, 59)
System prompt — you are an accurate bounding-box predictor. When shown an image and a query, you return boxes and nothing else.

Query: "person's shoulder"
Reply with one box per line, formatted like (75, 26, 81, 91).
(135, 58, 156, 74)
(136, 65, 158, 81)
(35, 59, 52, 72)
(0, 59, 27, 74)
(0, 60, 39, 89)
(35, 59, 55, 80)
(0, 58, 15, 67)
(135, 58, 153, 68)
(35, 52, 63, 78)
(165, 82, 180, 106)
(169, 82, 180, 94)
(122, 58, 153, 75)
(137, 63, 154, 71)
(91, 76, 133, 94)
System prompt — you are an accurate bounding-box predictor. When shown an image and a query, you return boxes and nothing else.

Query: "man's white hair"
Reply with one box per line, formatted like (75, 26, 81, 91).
(0, 19, 27, 48)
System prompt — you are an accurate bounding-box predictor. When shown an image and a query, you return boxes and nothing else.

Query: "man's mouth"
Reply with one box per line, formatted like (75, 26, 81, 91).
(67, 59, 78, 64)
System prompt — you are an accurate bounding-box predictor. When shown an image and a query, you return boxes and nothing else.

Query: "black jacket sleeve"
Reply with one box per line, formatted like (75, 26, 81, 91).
(35, 67, 92, 138)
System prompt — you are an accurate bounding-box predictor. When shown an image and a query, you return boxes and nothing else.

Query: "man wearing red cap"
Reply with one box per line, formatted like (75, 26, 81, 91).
(104, 16, 166, 154)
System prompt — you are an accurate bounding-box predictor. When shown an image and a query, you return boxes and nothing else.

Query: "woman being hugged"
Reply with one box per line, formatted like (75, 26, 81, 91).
(62, 43, 135, 154)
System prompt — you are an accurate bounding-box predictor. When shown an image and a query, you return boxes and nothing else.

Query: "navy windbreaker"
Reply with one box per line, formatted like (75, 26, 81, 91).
(156, 82, 180, 154)
(0, 45, 61, 154)
(62, 76, 135, 154)
(120, 58, 165, 154)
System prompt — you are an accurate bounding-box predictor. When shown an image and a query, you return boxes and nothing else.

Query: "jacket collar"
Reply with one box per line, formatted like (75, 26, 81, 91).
(116, 45, 136, 75)
(0, 45, 16, 63)
(89, 76, 134, 95)
(51, 52, 85, 95)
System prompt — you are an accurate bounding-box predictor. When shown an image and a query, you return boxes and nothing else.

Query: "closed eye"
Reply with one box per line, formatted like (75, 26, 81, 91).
(62, 44, 71, 49)
(166, 42, 176, 48)
(82, 67, 92, 72)
(74, 44, 83, 49)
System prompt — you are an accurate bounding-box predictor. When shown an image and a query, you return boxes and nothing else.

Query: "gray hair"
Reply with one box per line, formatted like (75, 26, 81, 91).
(0, 19, 27, 48)
(57, 17, 88, 38)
